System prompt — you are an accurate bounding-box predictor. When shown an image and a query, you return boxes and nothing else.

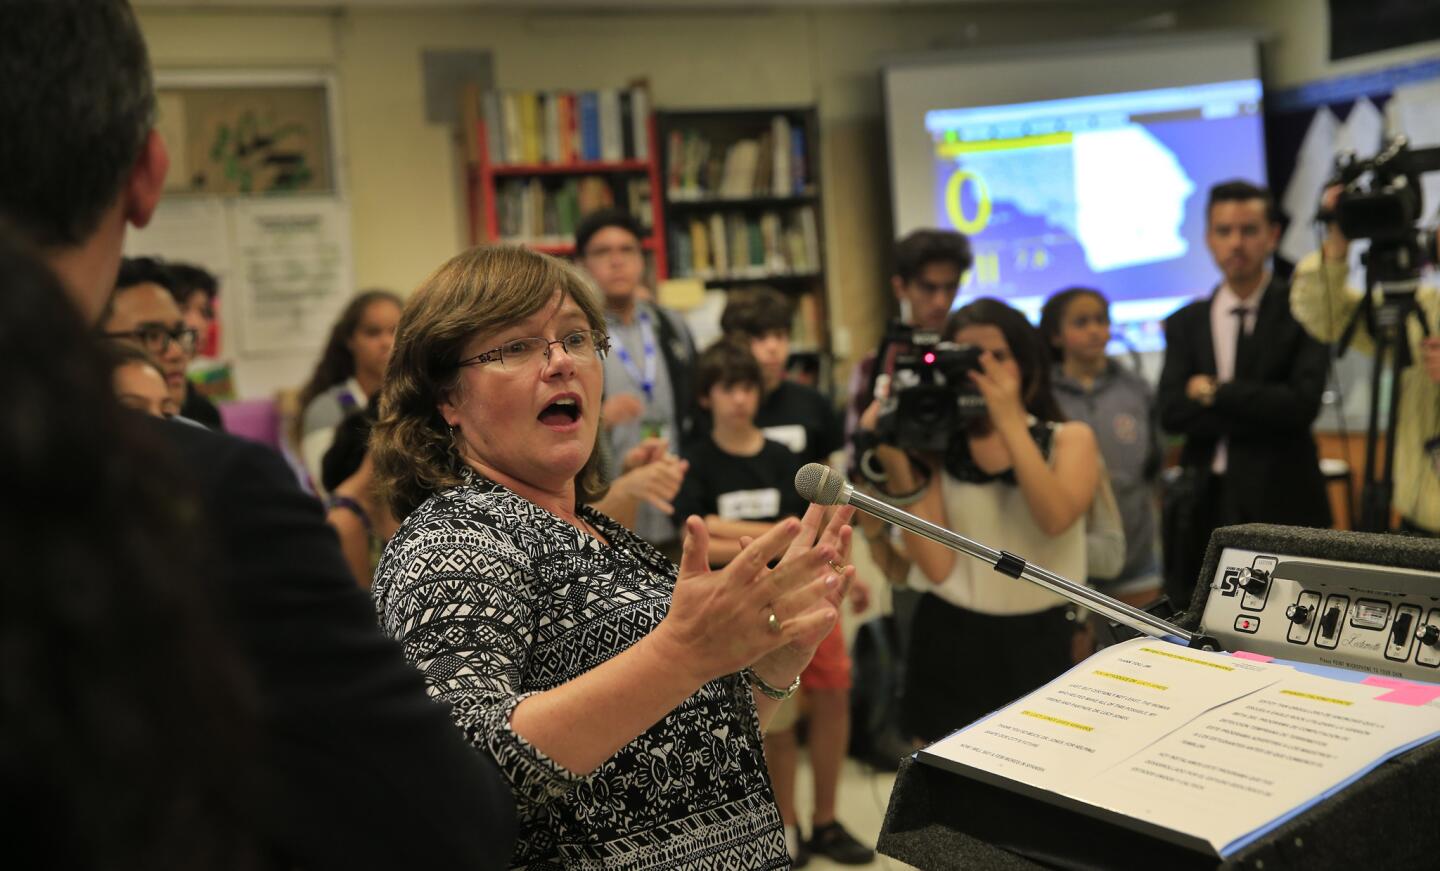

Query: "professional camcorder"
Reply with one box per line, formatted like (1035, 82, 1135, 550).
(1325, 136, 1440, 284)
(854, 322, 986, 477)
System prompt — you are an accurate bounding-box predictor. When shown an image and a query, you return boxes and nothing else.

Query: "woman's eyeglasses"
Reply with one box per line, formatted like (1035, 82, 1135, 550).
(104, 324, 199, 356)
(457, 329, 610, 371)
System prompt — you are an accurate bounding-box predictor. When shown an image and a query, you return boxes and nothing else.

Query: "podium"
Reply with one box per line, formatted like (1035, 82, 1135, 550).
(878, 744, 1440, 870)
(876, 526, 1440, 870)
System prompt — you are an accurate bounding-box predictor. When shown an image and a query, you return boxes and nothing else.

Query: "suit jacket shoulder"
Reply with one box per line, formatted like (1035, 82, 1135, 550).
(152, 419, 517, 870)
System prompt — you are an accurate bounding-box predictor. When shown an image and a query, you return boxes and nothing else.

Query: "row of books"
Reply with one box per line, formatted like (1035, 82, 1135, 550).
(669, 206, 821, 279)
(480, 87, 651, 167)
(494, 176, 654, 246)
(666, 116, 808, 200)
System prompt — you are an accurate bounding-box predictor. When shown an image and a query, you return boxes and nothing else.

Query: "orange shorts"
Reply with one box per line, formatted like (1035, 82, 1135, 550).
(800, 620, 852, 691)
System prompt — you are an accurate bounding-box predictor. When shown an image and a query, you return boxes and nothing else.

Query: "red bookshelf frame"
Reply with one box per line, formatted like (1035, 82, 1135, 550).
(467, 112, 668, 281)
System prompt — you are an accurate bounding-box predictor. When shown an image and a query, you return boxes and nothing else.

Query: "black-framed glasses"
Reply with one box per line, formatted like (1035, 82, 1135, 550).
(457, 329, 610, 371)
(104, 325, 199, 356)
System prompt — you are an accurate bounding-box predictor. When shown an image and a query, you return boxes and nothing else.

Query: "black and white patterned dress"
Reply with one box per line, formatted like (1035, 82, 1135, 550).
(372, 474, 788, 870)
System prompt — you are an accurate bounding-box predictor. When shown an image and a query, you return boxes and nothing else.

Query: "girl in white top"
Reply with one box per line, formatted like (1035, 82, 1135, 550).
(294, 290, 402, 492)
(861, 298, 1100, 742)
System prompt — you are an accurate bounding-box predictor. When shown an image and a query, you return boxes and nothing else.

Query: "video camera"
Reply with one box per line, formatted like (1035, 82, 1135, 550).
(1320, 136, 1440, 533)
(854, 321, 987, 471)
(1326, 136, 1440, 285)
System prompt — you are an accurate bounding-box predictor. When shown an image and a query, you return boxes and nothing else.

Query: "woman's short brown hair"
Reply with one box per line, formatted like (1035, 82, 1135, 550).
(372, 245, 609, 519)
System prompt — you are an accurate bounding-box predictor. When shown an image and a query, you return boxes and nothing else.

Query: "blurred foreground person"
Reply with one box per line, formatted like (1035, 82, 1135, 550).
(0, 227, 261, 870)
(0, 1, 516, 866)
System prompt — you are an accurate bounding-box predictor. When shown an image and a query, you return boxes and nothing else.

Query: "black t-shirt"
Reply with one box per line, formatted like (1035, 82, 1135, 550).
(675, 436, 808, 523)
(690, 381, 842, 466)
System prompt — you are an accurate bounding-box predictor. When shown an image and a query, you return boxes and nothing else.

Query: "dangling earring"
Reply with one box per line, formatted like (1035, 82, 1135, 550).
(447, 423, 470, 478)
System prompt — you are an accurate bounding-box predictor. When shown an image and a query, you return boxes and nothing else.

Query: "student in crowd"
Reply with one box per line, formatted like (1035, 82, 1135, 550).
(576, 209, 696, 557)
(103, 256, 225, 429)
(714, 289, 873, 867)
(1157, 181, 1330, 606)
(1291, 185, 1440, 535)
(1040, 286, 1162, 609)
(295, 289, 403, 491)
(0, 227, 261, 870)
(320, 402, 398, 589)
(0, 2, 517, 866)
(718, 287, 843, 465)
(845, 229, 974, 586)
(169, 260, 220, 357)
(108, 340, 181, 418)
(847, 229, 975, 434)
(860, 298, 1100, 743)
(370, 244, 857, 869)
(674, 339, 812, 564)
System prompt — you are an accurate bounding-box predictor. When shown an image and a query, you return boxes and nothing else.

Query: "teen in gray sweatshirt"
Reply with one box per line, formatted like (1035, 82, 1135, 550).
(1040, 288, 1163, 607)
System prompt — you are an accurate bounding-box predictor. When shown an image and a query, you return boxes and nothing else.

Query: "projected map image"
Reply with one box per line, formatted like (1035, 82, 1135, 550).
(926, 80, 1265, 351)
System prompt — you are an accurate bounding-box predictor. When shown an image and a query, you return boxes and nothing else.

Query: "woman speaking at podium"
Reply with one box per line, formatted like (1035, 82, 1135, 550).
(860, 298, 1100, 744)
(369, 245, 855, 869)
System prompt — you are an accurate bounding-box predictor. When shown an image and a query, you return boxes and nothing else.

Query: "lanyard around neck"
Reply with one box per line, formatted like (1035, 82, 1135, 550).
(614, 309, 658, 401)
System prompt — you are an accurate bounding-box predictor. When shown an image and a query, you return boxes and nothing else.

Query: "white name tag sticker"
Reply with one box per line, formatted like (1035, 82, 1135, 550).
(717, 488, 782, 521)
(762, 424, 807, 455)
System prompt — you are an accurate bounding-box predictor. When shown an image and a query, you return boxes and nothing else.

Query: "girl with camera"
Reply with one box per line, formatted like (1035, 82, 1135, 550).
(859, 298, 1100, 743)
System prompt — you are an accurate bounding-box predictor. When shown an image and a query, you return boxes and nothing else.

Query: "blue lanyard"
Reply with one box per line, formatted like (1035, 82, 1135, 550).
(614, 310, 658, 401)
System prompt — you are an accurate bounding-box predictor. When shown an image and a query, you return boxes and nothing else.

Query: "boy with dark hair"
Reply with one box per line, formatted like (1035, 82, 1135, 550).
(168, 261, 220, 354)
(719, 287, 874, 867)
(0, 2, 515, 867)
(846, 229, 974, 450)
(674, 339, 807, 564)
(842, 228, 974, 589)
(890, 228, 974, 334)
(576, 207, 696, 556)
(718, 287, 843, 464)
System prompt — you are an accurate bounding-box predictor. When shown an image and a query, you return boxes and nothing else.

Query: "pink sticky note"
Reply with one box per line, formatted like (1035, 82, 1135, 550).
(1231, 651, 1274, 663)
(1362, 676, 1440, 706)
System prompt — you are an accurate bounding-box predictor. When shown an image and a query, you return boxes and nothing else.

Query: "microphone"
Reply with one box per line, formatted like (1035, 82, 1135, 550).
(795, 463, 1216, 650)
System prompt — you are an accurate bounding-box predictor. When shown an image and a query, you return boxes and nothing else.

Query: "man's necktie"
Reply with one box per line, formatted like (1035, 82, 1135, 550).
(1232, 305, 1253, 376)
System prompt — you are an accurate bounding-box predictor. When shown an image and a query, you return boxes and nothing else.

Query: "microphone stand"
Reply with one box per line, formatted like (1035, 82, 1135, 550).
(832, 480, 1223, 652)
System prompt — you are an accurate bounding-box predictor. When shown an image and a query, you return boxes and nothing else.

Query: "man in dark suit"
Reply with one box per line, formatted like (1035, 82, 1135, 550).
(1157, 181, 1331, 608)
(0, 2, 515, 868)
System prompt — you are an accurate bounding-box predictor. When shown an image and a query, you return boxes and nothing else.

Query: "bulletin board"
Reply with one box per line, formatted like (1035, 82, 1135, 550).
(125, 70, 355, 401)
(156, 83, 336, 195)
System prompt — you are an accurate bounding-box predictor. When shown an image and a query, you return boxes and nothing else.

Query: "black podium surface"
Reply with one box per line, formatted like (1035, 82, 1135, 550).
(877, 744, 1439, 870)
(876, 526, 1440, 870)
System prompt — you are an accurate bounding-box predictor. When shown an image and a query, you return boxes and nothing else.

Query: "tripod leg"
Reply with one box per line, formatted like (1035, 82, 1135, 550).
(1358, 330, 1390, 533)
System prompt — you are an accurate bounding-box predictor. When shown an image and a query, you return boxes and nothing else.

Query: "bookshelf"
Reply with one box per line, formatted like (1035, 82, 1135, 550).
(656, 106, 829, 375)
(462, 86, 668, 277)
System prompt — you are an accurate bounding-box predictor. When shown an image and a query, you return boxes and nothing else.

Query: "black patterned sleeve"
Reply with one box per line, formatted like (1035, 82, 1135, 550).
(377, 516, 591, 806)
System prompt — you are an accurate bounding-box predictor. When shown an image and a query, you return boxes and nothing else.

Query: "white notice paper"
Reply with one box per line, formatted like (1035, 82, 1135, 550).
(921, 639, 1440, 856)
(231, 196, 352, 355)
